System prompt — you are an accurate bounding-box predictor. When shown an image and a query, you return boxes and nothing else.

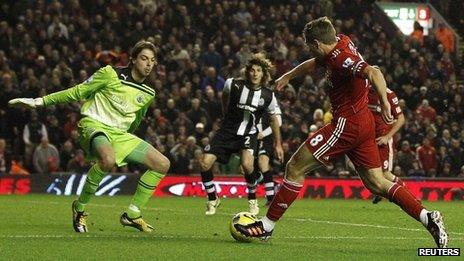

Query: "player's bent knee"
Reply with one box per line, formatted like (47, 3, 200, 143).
(241, 162, 254, 175)
(99, 155, 115, 172)
(154, 155, 170, 174)
(199, 158, 213, 172)
(365, 178, 387, 196)
(285, 159, 304, 183)
(258, 157, 269, 171)
(199, 153, 217, 172)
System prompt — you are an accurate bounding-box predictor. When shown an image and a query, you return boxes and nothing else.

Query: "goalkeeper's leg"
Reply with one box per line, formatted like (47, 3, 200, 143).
(73, 135, 115, 232)
(122, 141, 169, 232)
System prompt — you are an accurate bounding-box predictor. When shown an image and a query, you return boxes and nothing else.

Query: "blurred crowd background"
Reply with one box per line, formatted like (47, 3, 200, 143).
(0, 0, 462, 178)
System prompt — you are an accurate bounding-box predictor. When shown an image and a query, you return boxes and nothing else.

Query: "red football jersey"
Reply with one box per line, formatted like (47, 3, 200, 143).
(320, 34, 370, 118)
(368, 88, 403, 136)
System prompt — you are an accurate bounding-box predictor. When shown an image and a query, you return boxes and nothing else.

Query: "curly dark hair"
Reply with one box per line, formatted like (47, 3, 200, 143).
(243, 53, 275, 85)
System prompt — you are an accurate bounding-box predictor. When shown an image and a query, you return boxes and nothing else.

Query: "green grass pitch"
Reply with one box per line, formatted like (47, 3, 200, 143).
(0, 195, 462, 260)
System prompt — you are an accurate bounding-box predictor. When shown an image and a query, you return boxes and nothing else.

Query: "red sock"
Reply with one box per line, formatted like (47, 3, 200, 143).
(266, 179, 302, 221)
(388, 183, 424, 221)
(393, 176, 406, 187)
(393, 176, 422, 204)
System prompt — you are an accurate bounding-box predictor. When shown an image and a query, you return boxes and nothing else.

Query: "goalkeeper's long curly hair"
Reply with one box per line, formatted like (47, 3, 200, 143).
(242, 53, 275, 86)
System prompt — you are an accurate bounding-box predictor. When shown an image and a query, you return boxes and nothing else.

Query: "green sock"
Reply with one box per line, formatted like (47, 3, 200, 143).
(127, 170, 164, 218)
(75, 164, 106, 212)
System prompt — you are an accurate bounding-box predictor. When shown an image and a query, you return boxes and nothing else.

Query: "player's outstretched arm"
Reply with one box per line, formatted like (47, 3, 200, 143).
(275, 58, 317, 91)
(16, 66, 111, 108)
(8, 98, 44, 109)
(364, 65, 393, 124)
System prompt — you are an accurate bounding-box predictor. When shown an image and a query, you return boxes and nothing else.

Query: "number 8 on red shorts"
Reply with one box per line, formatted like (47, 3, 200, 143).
(304, 110, 381, 169)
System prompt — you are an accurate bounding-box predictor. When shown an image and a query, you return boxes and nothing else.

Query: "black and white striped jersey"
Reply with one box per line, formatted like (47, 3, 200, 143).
(221, 78, 279, 136)
(257, 103, 282, 138)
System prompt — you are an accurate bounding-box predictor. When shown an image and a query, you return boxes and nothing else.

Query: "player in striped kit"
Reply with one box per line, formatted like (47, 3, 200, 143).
(200, 54, 283, 215)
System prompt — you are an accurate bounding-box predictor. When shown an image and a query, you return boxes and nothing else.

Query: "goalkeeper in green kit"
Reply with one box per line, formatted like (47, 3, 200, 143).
(9, 41, 169, 233)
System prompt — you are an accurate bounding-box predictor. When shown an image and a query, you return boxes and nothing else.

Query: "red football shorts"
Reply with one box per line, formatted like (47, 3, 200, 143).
(305, 108, 381, 169)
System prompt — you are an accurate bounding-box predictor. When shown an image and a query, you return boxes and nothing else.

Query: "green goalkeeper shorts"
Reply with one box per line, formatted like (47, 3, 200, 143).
(78, 117, 144, 167)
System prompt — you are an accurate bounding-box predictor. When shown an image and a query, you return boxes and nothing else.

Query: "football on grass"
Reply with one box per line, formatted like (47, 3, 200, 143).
(229, 212, 257, 243)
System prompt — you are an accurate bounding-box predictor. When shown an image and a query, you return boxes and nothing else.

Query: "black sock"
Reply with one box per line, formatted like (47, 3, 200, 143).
(201, 169, 216, 200)
(263, 170, 275, 201)
(245, 171, 257, 200)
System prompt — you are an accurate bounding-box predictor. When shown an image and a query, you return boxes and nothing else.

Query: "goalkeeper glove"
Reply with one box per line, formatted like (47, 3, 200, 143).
(8, 98, 44, 108)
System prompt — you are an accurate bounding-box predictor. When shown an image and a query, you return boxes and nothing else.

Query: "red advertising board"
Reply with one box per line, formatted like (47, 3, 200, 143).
(0, 177, 31, 194)
(1, 174, 463, 201)
(154, 176, 464, 201)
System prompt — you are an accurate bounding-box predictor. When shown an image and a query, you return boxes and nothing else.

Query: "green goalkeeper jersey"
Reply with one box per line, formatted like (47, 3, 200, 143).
(43, 65, 155, 133)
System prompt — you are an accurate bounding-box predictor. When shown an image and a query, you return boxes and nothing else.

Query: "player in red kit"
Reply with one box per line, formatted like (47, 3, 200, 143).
(368, 87, 407, 204)
(235, 17, 448, 248)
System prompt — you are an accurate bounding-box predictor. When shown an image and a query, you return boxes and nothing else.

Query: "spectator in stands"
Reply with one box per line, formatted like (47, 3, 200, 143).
(23, 110, 48, 168)
(448, 139, 464, 175)
(187, 98, 210, 126)
(202, 86, 222, 122)
(396, 140, 416, 174)
(416, 137, 438, 176)
(67, 149, 91, 174)
(435, 23, 455, 53)
(200, 43, 222, 73)
(410, 21, 424, 47)
(393, 165, 403, 177)
(47, 115, 65, 148)
(189, 149, 203, 174)
(461, 130, 464, 148)
(449, 94, 464, 122)
(185, 136, 201, 159)
(9, 156, 29, 175)
(170, 145, 190, 174)
(416, 99, 437, 123)
(408, 160, 426, 177)
(59, 140, 75, 171)
(63, 112, 78, 139)
(164, 98, 180, 123)
(170, 42, 190, 64)
(200, 66, 225, 92)
(441, 52, 455, 80)
(437, 145, 451, 174)
(439, 129, 452, 149)
(441, 162, 452, 177)
(32, 137, 59, 174)
(0, 138, 11, 174)
(47, 16, 69, 40)
(458, 165, 464, 178)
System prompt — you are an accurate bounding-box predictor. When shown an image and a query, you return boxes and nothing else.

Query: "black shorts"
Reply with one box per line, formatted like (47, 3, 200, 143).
(204, 130, 258, 164)
(258, 136, 273, 158)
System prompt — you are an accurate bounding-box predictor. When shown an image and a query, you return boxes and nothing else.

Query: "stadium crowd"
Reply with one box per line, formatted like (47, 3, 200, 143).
(0, 0, 462, 178)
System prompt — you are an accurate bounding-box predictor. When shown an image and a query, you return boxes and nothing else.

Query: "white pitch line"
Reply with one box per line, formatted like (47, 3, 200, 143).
(5, 199, 464, 236)
(289, 218, 464, 236)
(2, 234, 462, 241)
(293, 218, 416, 232)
